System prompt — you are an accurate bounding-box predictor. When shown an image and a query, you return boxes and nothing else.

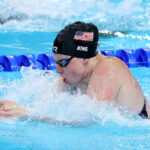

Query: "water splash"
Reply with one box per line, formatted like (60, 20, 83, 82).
(0, 67, 150, 126)
(0, 0, 149, 32)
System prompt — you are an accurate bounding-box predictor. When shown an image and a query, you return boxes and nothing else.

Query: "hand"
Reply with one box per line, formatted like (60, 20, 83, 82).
(0, 100, 28, 119)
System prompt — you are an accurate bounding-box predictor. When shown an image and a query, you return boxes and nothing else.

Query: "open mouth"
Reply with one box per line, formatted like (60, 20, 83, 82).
(63, 78, 67, 84)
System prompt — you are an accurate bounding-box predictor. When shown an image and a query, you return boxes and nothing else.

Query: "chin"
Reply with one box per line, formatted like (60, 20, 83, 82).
(64, 79, 77, 86)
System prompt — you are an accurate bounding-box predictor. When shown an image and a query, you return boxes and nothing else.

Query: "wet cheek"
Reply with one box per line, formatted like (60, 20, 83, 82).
(70, 71, 82, 82)
(72, 70, 83, 77)
(67, 70, 80, 77)
(63, 70, 78, 81)
(64, 71, 74, 78)
(64, 65, 82, 79)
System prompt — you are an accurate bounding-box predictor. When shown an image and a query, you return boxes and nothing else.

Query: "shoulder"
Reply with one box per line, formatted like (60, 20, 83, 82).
(88, 55, 131, 90)
(94, 55, 128, 77)
(87, 55, 126, 100)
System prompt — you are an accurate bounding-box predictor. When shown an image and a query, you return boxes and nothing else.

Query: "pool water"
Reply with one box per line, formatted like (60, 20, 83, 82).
(0, 0, 150, 149)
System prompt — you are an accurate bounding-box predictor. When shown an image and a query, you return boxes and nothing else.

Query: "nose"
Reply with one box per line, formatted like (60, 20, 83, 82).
(56, 64, 63, 74)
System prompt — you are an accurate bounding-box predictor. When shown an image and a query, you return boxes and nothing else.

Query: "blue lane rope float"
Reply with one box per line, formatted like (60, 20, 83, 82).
(36, 53, 56, 70)
(115, 49, 137, 67)
(0, 48, 150, 72)
(135, 48, 150, 67)
(16, 54, 37, 70)
(0, 55, 18, 71)
(101, 50, 115, 56)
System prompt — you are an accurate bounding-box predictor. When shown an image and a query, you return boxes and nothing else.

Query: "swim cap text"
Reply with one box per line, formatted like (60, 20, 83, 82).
(77, 46, 88, 52)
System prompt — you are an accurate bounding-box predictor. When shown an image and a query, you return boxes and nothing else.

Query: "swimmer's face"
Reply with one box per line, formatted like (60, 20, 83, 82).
(53, 53, 88, 85)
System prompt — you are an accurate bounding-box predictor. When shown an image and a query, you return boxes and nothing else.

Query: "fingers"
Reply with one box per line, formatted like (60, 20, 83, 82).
(0, 115, 14, 120)
(2, 104, 18, 111)
(0, 100, 18, 111)
(0, 110, 14, 117)
(0, 100, 27, 119)
(0, 100, 18, 118)
(0, 100, 16, 106)
(0, 100, 8, 105)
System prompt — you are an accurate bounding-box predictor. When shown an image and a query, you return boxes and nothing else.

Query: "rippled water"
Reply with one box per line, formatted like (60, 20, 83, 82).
(0, 0, 150, 149)
(0, 0, 150, 32)
(0, 67, 150, 149)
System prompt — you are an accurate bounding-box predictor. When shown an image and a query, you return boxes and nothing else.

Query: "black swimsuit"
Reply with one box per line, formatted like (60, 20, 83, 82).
(139, 98, 148, 118)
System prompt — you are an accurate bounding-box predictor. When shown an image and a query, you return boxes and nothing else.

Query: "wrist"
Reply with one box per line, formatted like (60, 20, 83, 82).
(18, 106, 28, 120)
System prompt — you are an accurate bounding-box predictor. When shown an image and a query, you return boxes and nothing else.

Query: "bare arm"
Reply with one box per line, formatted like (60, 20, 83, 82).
(87, 59, 122, 101)
(0, 100, 78, 125)
(0, 100, 28, 120)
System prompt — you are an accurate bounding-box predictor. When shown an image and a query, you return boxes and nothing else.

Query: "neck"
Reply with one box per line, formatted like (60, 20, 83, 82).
(76, 52, 102, 92)
(86, 51, 101, 78)
(68, 52, 102, 93)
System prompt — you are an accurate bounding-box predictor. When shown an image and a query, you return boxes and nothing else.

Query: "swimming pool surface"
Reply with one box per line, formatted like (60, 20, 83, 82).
(0, 0, 150, 149)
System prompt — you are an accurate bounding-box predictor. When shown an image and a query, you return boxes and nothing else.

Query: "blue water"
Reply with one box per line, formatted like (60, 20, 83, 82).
(0, 31, 150, 56)
(0, 0, 150, 150)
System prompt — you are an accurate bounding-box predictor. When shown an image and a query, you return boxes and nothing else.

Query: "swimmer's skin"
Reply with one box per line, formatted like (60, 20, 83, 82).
(53, 52, 150, 118)
(0, 100, 28, 119)
(0, 100, 78, 124)
(0, 52, 150, 120)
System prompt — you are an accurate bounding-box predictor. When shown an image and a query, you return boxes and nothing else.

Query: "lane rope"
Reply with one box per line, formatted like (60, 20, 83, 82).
(0, 48, 150, 71)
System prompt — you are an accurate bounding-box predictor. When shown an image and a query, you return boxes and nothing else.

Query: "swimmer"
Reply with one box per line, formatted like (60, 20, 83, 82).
(0, 21, 150, 120)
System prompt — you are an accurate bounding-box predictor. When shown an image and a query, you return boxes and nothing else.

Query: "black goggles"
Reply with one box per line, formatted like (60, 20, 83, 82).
(55, 56, 73, 67)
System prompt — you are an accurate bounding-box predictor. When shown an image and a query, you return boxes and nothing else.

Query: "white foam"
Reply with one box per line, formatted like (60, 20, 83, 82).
(114, 32, 150, 41)
(0, 67, 150, 126)
(0, 0, 149, 32)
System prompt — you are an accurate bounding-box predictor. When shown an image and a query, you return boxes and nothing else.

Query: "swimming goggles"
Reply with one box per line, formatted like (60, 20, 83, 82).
(55, 56, 73, 67)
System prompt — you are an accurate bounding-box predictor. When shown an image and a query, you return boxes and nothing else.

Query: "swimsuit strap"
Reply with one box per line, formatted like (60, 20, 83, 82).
(139, 98, 148, 118)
